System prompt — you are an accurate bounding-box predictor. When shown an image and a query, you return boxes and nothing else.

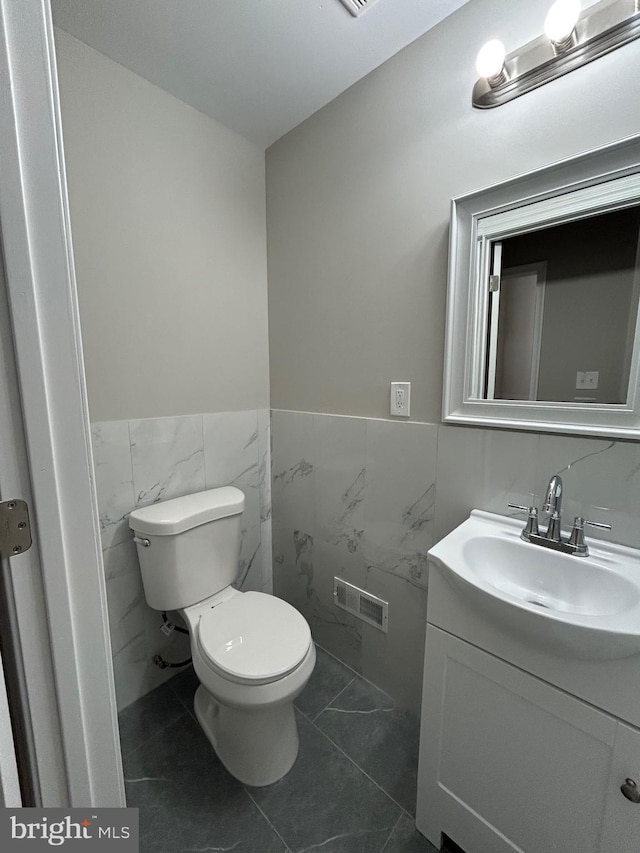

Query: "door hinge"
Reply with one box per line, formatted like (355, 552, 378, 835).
(0, 500, 32, 557)
(489, 274, 501, 292)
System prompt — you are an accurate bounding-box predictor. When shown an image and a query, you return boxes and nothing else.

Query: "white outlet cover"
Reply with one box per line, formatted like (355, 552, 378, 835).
(584, 370, 599, 389)
(390, 381, 411, 417)
(576, 371, 599, 390)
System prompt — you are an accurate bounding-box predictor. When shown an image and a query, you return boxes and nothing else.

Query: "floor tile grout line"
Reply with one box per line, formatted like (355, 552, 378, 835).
(243, 785, 293, 853)
(172, 694, 200, 727)
(321, 725, 417, 823)
(379, 812, 403, 853)
(309, 675, 356, 722)
(170, 685, 194, 714)
(314, 644, 398, 708)
(119, 706, 189, 762)
(296, 705, 415, 822)
(122, 674, 204, 762)
(314, 643, 360, 677)
(168, 678, 203, 725)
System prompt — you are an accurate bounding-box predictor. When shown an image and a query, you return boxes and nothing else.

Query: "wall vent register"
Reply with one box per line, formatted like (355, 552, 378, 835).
(334, 577, 388, 632)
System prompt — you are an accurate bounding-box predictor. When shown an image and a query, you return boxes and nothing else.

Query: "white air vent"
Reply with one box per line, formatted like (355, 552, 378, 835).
(337, 0, 382, 18)
(333, 577, 388, 632)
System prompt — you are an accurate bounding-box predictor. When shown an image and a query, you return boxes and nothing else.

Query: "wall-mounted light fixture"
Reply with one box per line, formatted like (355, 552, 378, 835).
(473, 0, 640, 108)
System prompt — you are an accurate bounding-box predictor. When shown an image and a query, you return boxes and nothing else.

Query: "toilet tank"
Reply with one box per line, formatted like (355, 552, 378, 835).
(128, 487, 245, 611)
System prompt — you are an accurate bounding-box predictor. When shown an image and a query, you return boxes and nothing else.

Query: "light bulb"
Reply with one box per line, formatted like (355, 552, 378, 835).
(475, 39, 507, 83)
(544, 0, 581, 46)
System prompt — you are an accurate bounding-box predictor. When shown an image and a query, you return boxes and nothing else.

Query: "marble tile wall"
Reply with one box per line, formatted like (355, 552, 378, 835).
(94, 405, 640, 716)
(271, 409, 640, 716)
(91, 410, 271, 711)
(272, 411, 438, 715)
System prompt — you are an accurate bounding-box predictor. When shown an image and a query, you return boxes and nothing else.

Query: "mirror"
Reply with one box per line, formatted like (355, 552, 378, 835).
(443, 134, 640, 438)
(488, 205, 640, 404)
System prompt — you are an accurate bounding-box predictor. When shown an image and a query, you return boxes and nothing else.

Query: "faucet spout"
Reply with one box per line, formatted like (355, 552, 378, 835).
(543, 474, 563, 541)
(543, 474, 563, 516)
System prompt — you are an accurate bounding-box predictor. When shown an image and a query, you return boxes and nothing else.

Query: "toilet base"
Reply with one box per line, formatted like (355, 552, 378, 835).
(194, 684, 300, 787)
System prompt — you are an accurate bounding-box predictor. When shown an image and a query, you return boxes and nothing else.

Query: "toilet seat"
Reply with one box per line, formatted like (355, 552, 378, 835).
(197, 591, 312, 686)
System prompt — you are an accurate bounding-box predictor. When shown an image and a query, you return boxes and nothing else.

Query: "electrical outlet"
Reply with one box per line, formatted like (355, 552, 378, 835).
(584, 370, 599, 389)
(576, 371, 599, 390)
(390, 382, 411, 417)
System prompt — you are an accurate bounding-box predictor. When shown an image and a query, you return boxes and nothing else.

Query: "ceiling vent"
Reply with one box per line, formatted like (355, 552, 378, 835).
(337, 0, 382, 18)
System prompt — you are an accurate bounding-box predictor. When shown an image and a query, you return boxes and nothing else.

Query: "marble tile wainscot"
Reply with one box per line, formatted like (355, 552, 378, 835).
(91, 409, 272, 711)
(92, 405, 640, 717)
(271, 411, 437, 716)
(271, 409, 640, 717)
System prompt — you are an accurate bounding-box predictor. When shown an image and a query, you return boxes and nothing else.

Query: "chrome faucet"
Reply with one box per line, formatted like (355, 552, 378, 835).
(542, 474, 563, 542)
(508, 473, 611, 556)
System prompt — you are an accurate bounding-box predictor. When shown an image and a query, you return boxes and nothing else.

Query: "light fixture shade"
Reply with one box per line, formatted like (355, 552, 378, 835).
(475, 39, 507, 79)
(544, 0, 581, 44)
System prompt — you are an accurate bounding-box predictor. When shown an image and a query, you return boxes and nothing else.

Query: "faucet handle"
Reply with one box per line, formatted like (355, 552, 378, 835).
(568, 516, 612, 555)
(570, 516, 612, 534)
(583, 518, 612, 532)
(508, 504, 539, 540)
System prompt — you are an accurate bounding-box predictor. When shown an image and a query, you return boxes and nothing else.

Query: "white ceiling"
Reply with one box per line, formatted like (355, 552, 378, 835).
(51, 0, 472, 149)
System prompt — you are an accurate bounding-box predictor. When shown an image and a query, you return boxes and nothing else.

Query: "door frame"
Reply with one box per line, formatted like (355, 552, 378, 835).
(496, 261, 547, 401)
(0, 0, 124, 805)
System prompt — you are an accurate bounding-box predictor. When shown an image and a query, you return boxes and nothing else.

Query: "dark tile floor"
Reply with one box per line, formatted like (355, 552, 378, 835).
(119, 646, 458, 853)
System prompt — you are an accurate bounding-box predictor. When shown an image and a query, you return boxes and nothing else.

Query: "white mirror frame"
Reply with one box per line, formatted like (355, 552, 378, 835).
(443, 134, 640, 439)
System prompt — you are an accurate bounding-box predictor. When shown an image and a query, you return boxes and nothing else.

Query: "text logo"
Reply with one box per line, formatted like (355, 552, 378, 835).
(0, 809, 138, 850)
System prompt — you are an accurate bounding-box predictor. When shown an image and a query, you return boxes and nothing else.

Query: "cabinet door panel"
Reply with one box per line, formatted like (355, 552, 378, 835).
(417, 626, 618, 853)
(600, 722, 640, 852)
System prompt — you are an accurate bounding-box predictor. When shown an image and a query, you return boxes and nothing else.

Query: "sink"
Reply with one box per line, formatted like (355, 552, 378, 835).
(428, 510, 640, 660)
(462, 535, 639, 616)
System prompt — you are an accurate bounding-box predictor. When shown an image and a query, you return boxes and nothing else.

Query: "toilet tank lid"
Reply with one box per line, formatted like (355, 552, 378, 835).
(128, 487, 245, 536)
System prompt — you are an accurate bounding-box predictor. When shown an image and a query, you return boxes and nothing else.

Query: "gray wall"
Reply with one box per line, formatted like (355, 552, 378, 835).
(54, 31, 273, 709)
(56, 29, 270, 423)
(266, 0, 640, 422)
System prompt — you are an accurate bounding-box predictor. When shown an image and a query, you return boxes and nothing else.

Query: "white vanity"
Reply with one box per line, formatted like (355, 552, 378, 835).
(416, 510, 640, 853)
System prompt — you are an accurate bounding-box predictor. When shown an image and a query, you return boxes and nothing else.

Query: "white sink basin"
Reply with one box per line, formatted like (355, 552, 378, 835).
(428, 510, 640, 660)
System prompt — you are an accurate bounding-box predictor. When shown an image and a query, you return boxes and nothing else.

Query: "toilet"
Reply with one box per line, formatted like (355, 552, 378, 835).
(128, 486, 316, 787)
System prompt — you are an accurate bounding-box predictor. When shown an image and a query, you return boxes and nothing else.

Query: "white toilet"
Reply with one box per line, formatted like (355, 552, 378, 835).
(128, 486, 316, 787)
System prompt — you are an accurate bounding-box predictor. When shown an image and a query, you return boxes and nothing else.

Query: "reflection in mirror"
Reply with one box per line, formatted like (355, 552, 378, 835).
(485, 205, 640, 404)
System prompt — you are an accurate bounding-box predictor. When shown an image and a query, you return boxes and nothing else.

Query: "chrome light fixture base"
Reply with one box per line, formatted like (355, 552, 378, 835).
(473, 0, 640, 109)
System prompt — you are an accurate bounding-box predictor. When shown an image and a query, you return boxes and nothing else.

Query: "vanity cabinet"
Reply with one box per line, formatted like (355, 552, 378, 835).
(417, 626, 640, 853)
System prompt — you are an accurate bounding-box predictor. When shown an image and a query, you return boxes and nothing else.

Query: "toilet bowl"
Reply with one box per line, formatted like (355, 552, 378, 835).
(183, 588, 315, 786)
(128, 487, 315, 786)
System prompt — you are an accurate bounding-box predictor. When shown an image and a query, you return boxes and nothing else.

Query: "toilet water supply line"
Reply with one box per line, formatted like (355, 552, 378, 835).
(153, 612, 192, 669)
